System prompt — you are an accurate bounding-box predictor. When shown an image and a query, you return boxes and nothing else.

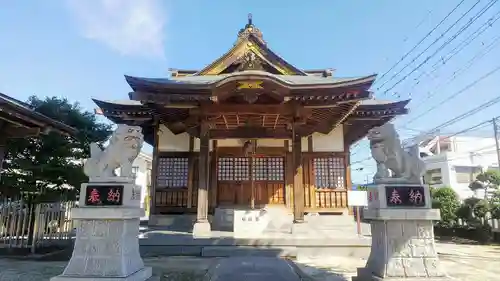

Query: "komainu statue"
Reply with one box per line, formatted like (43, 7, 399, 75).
(367, 123, 425, 184)
(84, 124, 144, 181)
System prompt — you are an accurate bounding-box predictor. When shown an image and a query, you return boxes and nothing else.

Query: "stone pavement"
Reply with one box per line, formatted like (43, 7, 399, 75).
(295, 243, 500, 281)
(204, 256, 304, 281)
(0, 243, 498, 281)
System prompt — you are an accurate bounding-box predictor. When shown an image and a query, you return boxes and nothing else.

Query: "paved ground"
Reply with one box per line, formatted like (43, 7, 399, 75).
(296, 243, 500, 281)
(0, 243, 498, 281)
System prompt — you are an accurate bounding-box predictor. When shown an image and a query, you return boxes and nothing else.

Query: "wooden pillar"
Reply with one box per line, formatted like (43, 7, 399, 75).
(346, 148, 354, 215)
(210, 140, 218, 209)
(149, 120, 160, 216)
(196, 122, 210, 223)
(186, 136, 195, 209)
(292, 126, 305, 223)
(307, 135, 316, 209)
(284, 140, 293, 209)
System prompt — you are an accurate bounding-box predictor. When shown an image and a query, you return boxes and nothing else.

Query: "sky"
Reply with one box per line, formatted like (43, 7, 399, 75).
(1, 0, 500, 184)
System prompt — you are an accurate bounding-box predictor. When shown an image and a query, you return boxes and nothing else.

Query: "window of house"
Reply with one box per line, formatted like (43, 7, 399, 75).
(156, 157, 189, 188)
(131, 166, 139, 179)
(454, 166, 481, 184)
(217, 157, 250, 181)
(252, 157, 284, 181)
(313, 157, 345, 189)
(217, 157, 284, 181)
(423, 168, 442, 185)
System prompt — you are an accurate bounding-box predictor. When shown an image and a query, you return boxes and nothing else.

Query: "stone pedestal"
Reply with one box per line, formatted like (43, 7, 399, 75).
(193, 220, 212, 238)
(51, 182, 153, 281)
(353, 184, 451, 281)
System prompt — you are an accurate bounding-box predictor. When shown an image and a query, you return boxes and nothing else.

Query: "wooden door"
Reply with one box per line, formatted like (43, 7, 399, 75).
(216, 156, 285, 207)
(217, 157, 251, 206)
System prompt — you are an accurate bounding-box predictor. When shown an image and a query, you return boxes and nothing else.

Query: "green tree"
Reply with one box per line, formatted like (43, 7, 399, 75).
(469, 170, 500, 199)
(0, 96, 112, 201)
(431, 186, 460, 228)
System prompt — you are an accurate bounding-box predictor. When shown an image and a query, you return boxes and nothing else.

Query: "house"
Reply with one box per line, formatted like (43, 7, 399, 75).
(420, 135, 499, 199)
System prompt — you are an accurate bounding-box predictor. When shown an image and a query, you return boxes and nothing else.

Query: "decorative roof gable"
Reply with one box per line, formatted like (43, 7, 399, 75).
(195, 14, 307, 76)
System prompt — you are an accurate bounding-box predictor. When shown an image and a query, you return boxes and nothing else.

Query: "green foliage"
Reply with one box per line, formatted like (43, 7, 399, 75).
(430, 186, 460, 228)
(490, 204, 500, 219)
(469, 170, 500, 199)
(0, 96, 112, 201)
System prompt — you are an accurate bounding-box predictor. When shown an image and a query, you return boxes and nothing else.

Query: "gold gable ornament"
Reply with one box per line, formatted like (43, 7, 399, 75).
(237, 81, 263, 90)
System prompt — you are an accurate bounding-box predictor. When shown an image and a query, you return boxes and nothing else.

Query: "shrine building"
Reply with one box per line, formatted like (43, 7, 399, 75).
(93, 17, 409, 230)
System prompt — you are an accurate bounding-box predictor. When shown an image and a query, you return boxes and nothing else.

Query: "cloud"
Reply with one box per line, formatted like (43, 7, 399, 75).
(66, 0, 166, 58)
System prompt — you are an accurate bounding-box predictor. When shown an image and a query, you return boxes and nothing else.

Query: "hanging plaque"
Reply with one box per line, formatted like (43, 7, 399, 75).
(85, 185, 124, 206)
(385, 185, 426, 207)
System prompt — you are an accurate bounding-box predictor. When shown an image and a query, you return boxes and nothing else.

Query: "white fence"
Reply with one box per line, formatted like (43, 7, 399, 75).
(457, 217, 500, 232)
(0, 198, 76, 253)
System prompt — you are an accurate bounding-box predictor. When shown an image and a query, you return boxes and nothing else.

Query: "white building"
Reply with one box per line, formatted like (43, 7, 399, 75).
(419, 135, 499, 199)
(132, 152, 152, 218)
(115, 151, 152, 218)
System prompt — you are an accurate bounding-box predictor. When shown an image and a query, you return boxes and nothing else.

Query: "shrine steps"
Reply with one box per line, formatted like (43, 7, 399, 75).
(138, 234, 371, 259)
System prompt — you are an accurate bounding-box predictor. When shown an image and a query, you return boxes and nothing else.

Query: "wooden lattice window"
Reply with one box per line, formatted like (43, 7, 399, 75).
(217, 157, 250, 181)
(157, 157, 189, 188)
(252, 157, 284, 181)
(313, 157, 345, 189)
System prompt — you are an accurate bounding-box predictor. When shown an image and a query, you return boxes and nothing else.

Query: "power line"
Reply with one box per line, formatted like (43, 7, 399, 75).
(376, 0, 482, 91)
(404, 97, 500, 148)
(374, 0, 467, 86)
(380, 0, 498, 95)
(426, 11, 500, 78)
(406, 64, 500, 125)
(403, 10, 500, 96)
(407, 33, 500, 112)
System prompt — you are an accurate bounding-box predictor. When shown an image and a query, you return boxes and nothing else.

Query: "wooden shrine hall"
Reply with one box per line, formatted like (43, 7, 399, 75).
(94, 16, 409, 231)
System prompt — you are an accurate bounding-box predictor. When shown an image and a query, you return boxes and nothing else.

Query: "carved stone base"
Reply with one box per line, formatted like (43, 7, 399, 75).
(353, 267, 451, 281)
(192, 220, 211, 238)
(51, 267, 154, 281)
(51, 217, 150, 280)
(354, 210, 450, 280)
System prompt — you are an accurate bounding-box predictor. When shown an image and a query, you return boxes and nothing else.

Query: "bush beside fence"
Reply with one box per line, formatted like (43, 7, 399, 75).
(431, 186, 500, 244)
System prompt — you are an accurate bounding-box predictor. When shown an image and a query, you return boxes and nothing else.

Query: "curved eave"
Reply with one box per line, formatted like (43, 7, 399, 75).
(92, 99, 155, 124)
(0, 93, 78, 136)
(92, 98, 150, 111)
(344, 100, 410, 145)
(125, 75, 213, 94)
(357, 99, 410, 110)
(348, 100, 410, 119)
(125, 72, 377, 94)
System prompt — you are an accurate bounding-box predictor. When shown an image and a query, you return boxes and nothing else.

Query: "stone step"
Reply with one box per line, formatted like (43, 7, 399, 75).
(201, 246, 297, 258)
(204, 257, 306, 281)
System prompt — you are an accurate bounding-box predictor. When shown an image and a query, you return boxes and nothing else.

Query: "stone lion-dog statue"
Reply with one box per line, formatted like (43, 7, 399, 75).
(84, 124, 144, 181)
(367, 123, 425, 184)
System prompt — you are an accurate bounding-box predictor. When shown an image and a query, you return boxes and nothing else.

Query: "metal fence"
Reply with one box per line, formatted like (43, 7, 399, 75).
(0, 197, 76, 253)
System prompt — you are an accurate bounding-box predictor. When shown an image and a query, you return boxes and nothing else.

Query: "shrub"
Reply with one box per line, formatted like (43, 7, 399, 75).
(491, 204, 500, 219)
(431, 186, 460, 228)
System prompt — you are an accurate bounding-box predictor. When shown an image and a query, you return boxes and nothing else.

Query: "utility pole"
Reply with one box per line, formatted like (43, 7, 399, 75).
(493, 117, 500, 171)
